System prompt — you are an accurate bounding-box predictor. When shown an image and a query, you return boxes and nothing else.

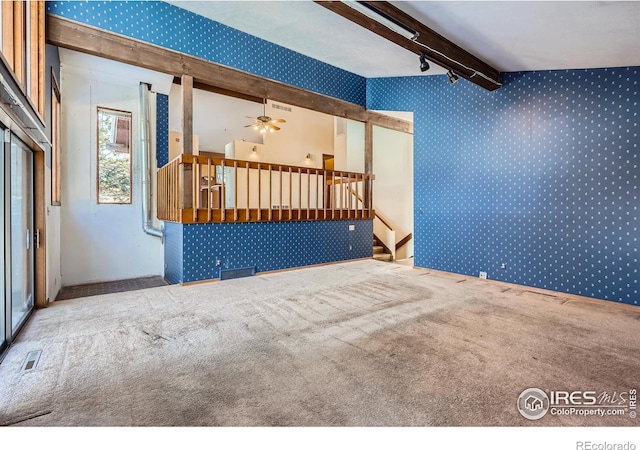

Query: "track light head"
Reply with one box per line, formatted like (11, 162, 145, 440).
(419, 52, 430, 72)
(447, 69, 459, 84)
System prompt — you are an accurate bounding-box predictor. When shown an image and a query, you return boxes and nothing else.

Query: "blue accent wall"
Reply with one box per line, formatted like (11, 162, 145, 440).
(368, 68, 639, 305)
(164, 220, 373, 284)
(46, 1, 366, 106)
(163, 222, 183, 285)
(156, 93, 169, 168)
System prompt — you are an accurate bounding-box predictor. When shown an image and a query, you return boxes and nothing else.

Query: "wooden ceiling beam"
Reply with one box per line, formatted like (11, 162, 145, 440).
(315, 1, 501, 91)
(46, 15, 412, 134)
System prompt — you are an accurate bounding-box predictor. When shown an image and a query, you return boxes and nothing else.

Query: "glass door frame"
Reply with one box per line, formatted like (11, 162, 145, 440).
(9, 133, 35, 336)
(1, 129, 36, 361)
(0, 127, 7, 358)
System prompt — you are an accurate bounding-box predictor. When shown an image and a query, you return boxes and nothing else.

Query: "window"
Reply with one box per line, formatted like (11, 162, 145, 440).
(97, 107, 132, 204)
(51, 72, 61, 205)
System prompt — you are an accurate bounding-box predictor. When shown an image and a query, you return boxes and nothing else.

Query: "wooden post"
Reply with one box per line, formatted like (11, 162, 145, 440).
(34, 150, 46, 307)
(181, 74, 193, 155)
(364, 121, 373, 210)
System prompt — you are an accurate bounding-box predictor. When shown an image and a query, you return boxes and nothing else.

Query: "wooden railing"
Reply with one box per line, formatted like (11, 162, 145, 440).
(346, 184, 413, 259)
(157, 154, 375, 224)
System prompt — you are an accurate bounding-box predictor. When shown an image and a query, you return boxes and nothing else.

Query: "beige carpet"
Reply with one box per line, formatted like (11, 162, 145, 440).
(1, 260, 638, 426)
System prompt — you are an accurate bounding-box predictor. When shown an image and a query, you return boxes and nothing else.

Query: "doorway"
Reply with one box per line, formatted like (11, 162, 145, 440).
(1, 131, 35, 357)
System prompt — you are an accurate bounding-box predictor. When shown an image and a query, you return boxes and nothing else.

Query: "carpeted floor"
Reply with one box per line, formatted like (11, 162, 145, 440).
(0, 260, 638, 426)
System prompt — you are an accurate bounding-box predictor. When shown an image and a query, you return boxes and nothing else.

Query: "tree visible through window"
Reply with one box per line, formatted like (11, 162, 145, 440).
(97, 107, 132, 204)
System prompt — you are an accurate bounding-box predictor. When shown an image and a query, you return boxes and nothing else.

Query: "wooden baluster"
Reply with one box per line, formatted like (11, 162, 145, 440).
(246, 161, 250, 222)
(322, 170, 326, 220)
(340, 172, 344, 219)
(172, 161, 176, 222)
(257, 163, 262, 221)
(315, 169, 319, 221)
(356, 174, 360, 219)
(221, 160, 226, 222)
(298, 168, 302, 221)
(207, 158, 212, 222)
(331, 171, 335, 220)
(268, 165, 272, 221)
(192, 159, 198, 223)
(288, 167, 292, 221)
(347, 172, 352, 218)
(234, 160, 238, 222)
(279, 166, 283, 221)
(369, 174, 374, 219)
(307, 169, 311, 220)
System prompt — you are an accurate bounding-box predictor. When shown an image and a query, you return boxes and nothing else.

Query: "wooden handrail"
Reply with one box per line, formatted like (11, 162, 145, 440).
(396, 232, 412, 251)
(346, 184, 394, 231)
(179, 154, 375, 181)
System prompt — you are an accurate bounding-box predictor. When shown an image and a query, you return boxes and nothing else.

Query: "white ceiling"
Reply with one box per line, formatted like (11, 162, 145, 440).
(167, 1, 640, 78)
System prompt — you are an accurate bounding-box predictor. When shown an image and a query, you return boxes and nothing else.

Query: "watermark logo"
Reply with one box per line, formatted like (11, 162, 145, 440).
(517, 388, 550, 420)
(518, 388, 637, 420)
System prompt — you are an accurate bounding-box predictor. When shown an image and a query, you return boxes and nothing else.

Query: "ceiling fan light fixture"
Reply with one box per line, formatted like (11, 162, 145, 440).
(447, 69, 459, 84)
(419, 52, 430, 72)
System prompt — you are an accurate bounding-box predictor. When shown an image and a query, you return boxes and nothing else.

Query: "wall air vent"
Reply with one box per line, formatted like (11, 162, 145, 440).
(220, 266, 256, 281)
(272, 103, 292, 113)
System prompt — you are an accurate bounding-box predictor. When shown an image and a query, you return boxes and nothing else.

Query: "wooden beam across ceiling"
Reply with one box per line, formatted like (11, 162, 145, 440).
(315, 1, 501, 91)
(46, 15, 413, 134)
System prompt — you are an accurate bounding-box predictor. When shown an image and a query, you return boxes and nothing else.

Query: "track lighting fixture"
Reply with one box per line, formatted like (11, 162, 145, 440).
(447, 69, 459, 84)
(419, 52, 430, 72)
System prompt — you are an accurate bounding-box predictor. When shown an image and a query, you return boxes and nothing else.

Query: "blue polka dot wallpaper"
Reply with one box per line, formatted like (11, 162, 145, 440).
(156, 93, 169, 168)
(368, 68, 639, 305)
(165, 220, 373, 284)
(46, 1, 366, 105)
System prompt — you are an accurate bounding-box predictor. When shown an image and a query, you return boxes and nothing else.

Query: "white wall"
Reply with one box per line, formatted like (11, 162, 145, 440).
(373, 124, 414, 259)
(169, 85, 264, 153)
(333, 119, 365, 173)
(262, 100, 334, 168)
(60, 62, 166, 285)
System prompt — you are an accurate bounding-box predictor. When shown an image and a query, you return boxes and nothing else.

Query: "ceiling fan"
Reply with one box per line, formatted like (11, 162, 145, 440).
(245, 99, 286, 133)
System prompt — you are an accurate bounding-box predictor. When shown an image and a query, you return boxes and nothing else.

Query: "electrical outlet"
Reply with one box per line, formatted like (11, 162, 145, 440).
(215, 258, 221, 266)
(501, 263, 506, 269)
(479, 271, 488, 279)
(348, 225, 355, 231)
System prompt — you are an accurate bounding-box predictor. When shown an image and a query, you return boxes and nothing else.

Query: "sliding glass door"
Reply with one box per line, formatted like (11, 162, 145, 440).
(0, 129, 5, 354)
(9, 136, 34, 335)
(1, 131, 35, 358)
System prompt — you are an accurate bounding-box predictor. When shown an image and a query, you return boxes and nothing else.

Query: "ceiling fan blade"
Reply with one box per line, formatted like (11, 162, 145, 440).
(268, 123, 281, 131)
(246, 116, 258, 120)
(271, 118, 286, 123)
(244, 124, 255, 127)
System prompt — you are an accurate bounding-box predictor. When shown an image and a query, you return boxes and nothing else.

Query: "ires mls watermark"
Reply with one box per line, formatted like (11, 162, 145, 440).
(517, 387, 637, 420)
